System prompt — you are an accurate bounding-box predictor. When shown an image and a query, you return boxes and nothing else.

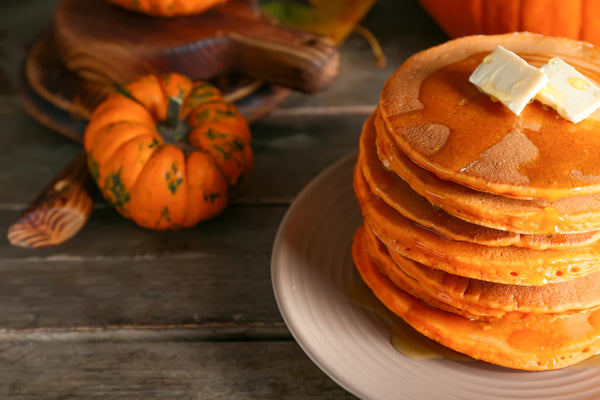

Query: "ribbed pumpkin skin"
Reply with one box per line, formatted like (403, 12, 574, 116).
(418, 0, 600, 46)
(84, 73, 253, 230)
(105, 0, 227, 17)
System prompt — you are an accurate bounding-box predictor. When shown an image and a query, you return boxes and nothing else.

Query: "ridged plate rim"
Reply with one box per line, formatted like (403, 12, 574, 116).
(271, 153, 600, 400)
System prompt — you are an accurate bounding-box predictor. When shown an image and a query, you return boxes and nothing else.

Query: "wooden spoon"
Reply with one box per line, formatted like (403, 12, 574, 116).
(7, 151, 94, 248)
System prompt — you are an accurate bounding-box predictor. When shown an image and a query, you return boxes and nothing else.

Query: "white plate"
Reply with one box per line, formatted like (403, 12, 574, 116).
(271, 153, 600, 400)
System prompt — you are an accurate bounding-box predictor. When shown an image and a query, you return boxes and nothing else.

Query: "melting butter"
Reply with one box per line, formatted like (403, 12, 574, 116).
(536, 57, 600, 123)
(469, 46, 549, 116)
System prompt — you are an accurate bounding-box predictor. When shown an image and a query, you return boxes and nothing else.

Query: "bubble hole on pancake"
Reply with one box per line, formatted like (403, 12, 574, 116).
(378, 32, 600, 202)
(352, 225, 600, 371)
(353, 164, 600, 286)
(361, 223, 600, 321)
(359, 113, 600, 249)
(373, 109, 600, 235)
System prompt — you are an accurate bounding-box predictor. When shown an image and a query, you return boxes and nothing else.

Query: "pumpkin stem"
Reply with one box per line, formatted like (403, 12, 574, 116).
(157, 96, 191, 147)
(165, 96, 182, 129)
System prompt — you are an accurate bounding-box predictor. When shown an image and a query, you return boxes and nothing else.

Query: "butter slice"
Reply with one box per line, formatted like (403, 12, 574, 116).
(536, 57, 600, 123)
(469, 46, 549, 116)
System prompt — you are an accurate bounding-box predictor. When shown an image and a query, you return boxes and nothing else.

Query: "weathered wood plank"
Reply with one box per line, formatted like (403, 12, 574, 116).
(0, 205, 288, 330)
(0, 340, 356, 399)
(1, 204, 285, 258)
(0, 252, 281, 330)
(0, 109, 365, 207)
(243, 113, 365, 201)
(0, 1, 62, 90)
(0, 98, 80, 208)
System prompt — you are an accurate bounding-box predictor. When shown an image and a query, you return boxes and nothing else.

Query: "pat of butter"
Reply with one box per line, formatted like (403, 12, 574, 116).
(535, 57, 600, 123)
(469, 46, 549, 116)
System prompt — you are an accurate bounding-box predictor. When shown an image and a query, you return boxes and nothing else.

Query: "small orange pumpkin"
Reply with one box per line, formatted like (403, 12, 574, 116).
(418, 0, 600, 46)
(105, 0, 228, 17)
(83, 73, 253, 230)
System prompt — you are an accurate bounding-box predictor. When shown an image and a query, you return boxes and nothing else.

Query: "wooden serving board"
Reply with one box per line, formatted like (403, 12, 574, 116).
(53, 0, 339, 93)
(20, 30, 291, 142)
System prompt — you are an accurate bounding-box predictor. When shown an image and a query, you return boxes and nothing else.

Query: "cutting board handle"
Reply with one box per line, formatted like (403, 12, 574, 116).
(230, 27, 339, 93)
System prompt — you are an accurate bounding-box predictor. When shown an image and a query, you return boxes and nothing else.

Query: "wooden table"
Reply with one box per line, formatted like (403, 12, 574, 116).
(0, 1, 446, 398)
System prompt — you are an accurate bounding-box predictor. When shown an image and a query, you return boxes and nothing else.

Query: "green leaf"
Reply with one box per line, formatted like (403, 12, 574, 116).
(261, 2, 315, 27)
(261, 0, 377, 44)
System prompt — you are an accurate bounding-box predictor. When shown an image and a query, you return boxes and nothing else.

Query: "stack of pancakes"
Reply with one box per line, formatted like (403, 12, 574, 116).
(352, 32, 600, 371)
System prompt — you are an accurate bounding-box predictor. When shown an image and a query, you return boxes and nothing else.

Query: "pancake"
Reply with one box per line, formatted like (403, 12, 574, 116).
(359, 113, 600, 248)
(374, 108, 600, 235)
(362, 223, 600, 321)
(354, 164, 600, 286)
(378, 32, 600, 202)
(352, 225, 600, 371)
(352, 32, 600, 370)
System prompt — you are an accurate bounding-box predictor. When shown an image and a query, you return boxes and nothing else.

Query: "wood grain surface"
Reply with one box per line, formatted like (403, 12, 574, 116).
(53, 0, 339, 92)
(0, 0, 447, 398)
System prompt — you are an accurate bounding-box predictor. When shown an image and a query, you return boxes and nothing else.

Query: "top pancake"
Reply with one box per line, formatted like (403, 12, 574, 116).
(360, 113, 600, 247)
(379, 32, 600, 202)
(374, 109, 600, 234)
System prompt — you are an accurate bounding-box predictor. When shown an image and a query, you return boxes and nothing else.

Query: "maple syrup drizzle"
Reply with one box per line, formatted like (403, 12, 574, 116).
(345, 272, 600, 368)
(345, 275, 469, 361)
(391, 52, 600, 199)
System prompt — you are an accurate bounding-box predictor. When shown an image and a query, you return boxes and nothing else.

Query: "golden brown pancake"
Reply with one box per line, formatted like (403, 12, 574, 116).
(362, 223, 600, 321)
(375, 108, 600, 235)
(359, 113, 600, 248)
(354, 164, 600, 286)
(378, 32, 600, 202)
(352, 225, 600, 371)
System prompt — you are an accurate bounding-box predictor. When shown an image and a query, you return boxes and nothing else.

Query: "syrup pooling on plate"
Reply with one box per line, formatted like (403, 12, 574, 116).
(346, 264, 600, 368)
(384, 51, 600, 200)
(344, 269, 469, 362)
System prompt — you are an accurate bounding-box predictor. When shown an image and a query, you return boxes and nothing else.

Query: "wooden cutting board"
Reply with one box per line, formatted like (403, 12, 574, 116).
(21, 30, 291, 143)
(53, 0, 339, 93)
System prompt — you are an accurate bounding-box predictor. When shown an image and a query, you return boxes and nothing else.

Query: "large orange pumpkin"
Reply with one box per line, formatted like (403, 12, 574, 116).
(83, 73, 253, 230)
(105, 0, 228, 17)
(418, 0, 600, 45)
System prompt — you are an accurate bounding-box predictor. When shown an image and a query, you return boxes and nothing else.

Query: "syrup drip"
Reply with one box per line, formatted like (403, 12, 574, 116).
(345, 270, 600, 368)
(345, 275, 469, 361)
